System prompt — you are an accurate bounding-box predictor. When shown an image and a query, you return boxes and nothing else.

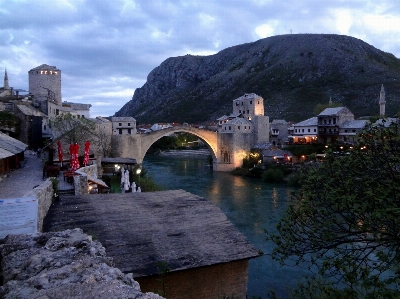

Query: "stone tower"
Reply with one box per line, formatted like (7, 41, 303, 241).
(28, 64, 62, 105)
(4, 68, 9, 90)
(379, 84, 386, 116)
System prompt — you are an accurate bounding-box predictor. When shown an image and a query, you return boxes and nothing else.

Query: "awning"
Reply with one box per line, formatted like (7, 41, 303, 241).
(87, 176, 109, 188)
(0, 147, 14, 159)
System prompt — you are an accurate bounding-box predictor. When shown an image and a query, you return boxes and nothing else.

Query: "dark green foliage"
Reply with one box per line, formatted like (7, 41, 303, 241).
(262, 168, 284, 183)
(139, 176, 162, 192)
(0, 111, 20, 134)
(231, 167, 249, 176)
(248, 166, 263, 177)
(286, 172, 302, 187)
(242, 149, 262, 169)
(283, 144, 325, 157)
(50, 178, 59, 201)
(130, 166, 162, 192)
(150, 136, 178, 151)
(267, 123, 400, 297)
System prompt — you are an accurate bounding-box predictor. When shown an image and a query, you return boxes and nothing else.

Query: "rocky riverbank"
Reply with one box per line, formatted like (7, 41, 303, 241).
(0, 228, 163, 299)
(159, 149, 210, 156)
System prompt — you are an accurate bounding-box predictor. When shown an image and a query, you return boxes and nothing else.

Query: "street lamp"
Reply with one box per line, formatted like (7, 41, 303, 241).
(136, 167, 141, 188)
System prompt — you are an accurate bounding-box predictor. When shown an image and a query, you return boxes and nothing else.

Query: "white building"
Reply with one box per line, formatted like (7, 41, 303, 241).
(292, 117, 318, 144)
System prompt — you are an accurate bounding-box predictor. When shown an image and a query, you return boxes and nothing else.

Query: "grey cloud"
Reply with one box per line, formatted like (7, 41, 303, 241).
(1, 0, 399, 117)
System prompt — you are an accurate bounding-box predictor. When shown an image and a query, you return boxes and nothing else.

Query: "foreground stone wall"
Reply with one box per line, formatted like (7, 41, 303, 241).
(24, 179, 53, 233)
(0, 228, 163, 299)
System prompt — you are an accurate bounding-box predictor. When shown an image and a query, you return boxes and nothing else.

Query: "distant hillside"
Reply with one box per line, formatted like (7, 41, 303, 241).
(115, 34, 400, 123)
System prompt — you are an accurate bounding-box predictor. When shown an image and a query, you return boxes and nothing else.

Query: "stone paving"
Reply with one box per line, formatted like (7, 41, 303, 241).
(0, 151, 46, 199)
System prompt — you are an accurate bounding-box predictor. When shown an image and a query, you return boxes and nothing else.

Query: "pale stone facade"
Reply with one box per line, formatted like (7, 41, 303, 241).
(217, 93, 269, 169)
(111, 117, 137, 135)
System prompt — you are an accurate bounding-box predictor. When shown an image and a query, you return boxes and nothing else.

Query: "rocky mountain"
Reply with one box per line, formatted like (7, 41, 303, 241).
(115, 34, 400, 123)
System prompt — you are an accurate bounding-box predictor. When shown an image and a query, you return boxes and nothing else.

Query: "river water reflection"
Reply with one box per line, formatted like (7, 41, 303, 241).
(143, 154, 310, 298)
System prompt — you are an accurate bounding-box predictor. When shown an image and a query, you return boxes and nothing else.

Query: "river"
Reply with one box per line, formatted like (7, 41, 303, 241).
(143, 154, 311, 298)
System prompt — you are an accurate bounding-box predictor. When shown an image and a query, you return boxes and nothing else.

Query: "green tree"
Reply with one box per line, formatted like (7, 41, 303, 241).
(52, 113, 97, 145)
(267, 123, 400, 298)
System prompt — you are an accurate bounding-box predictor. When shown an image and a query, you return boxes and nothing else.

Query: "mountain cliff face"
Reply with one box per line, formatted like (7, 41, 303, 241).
(115, 34, 400, 123)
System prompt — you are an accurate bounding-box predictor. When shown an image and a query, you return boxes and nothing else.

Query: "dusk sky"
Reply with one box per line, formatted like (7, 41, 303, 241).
(1, 0, 400, 117)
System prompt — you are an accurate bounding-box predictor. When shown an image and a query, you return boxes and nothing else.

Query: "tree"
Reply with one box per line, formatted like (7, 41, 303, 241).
(267, 122, 400, 298)
(96, 123, 112, 157)
(52, 113, 97, 145)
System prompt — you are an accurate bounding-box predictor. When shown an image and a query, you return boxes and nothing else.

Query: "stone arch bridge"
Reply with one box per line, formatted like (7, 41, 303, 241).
(110, 126, 233, 171)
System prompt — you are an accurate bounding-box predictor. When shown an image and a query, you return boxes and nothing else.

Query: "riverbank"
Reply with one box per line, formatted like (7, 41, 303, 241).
(159, 149, 210, 156)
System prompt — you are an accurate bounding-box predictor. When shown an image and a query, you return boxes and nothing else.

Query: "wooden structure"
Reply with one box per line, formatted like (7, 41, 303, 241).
(101, 157, 137, 174)
(43, 190, 260, 298)
(0, 132, 27, 175)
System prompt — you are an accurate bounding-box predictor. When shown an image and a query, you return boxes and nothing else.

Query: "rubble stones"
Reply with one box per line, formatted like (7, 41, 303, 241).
(0, 228, 164, 299)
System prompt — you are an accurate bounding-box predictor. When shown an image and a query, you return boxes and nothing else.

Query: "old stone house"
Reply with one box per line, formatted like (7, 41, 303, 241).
(217, 93, 269, 170)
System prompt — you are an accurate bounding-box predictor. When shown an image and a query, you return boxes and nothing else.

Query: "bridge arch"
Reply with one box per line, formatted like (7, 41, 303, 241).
(138, 126, 218, 165)
(111, 126, 218, 170)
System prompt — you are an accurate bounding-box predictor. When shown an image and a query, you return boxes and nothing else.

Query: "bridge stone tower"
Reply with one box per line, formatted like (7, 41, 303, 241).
(217, 93, 269, 171)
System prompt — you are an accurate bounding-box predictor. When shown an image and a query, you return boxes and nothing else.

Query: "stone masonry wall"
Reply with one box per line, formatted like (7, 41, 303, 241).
(24, 179, 53, 233)
(74, 164, 97, 195)
(0, 228, 164, 299)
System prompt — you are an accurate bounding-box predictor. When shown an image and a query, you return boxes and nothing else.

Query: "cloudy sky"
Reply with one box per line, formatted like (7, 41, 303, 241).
(1, 0, 400, 117)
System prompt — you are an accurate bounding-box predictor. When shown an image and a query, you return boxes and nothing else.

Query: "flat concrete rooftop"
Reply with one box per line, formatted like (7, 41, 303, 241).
(43, 190, 259, 277)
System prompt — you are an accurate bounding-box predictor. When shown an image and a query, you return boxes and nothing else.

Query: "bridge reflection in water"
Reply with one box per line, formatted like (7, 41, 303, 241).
(143, 154, 313, 299)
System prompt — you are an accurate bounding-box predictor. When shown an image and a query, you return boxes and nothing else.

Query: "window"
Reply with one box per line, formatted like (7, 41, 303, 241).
(333, 118, 336, 124)
(302, 129, 304, 133)
(128, 123, 131, 126)
(44, 125, 46, 131)
(56, 109, 59, 116)
(239, 110, 241, 113)
(128, 128, 131, 134)
(308, 129, 310, 132)
(119, 123, 122, 126)
(229, 126, 231, 130)
(119, 129, 122, 134)
(247, 110, 249, 114)
(345, 129, 348, 132)
(238, 126, 240, 130)
(314, 129, 316, 132)
(324, 120, 327, 124)
(241, 102, 243, 106)
(250, 101, 252, 104)
(82, 115, 85, 118)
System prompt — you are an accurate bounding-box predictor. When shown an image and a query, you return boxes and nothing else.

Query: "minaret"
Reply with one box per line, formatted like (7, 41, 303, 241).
(4, 68, 9, 90)
(379, 84, 386, 116)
